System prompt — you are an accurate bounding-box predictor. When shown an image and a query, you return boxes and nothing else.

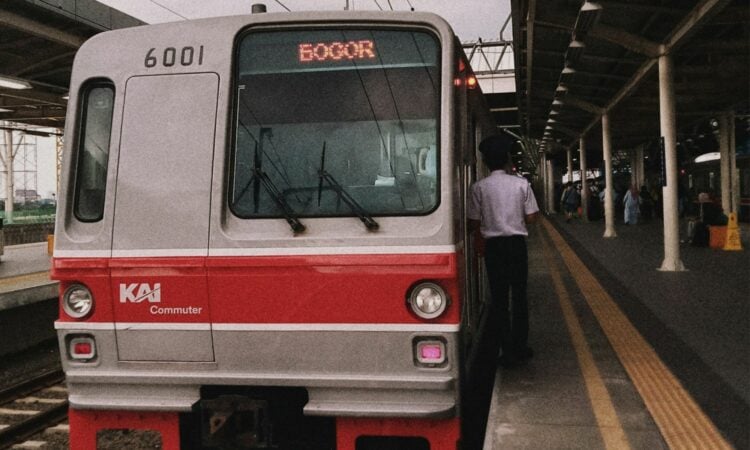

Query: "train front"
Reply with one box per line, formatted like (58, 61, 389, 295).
(52, 12, 470, 450)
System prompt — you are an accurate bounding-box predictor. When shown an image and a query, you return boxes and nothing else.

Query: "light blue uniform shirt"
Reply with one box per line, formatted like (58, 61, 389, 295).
(467, 170, 539, 238)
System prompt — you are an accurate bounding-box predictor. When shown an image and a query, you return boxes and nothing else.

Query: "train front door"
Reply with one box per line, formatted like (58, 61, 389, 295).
(110, 73, 219, 362)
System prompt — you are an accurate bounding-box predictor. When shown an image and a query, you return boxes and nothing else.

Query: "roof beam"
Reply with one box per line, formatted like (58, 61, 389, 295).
(525, 0, 537, 135)
(0, 10, 86, 48)
(597, 1, 689, 16)
(589, 24, 663, 57)
(576, 0, 734, 144)
(0, 88, 66, 106)
(564, 95, 606, 115)
(549, 122, 582, 139)
(665, 0, 734, 52)
(536, 17, 663, 57)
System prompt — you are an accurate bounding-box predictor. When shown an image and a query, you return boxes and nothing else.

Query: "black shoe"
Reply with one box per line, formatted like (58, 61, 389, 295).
(516, 347, 534, 361)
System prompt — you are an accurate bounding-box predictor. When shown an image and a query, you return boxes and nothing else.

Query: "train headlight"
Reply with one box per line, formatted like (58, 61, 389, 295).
(63, 284, 94, 319)
(407, 282, 448, 319)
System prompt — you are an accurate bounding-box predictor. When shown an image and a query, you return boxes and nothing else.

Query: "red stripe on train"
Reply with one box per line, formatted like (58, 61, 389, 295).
(53, 253, 461, 325)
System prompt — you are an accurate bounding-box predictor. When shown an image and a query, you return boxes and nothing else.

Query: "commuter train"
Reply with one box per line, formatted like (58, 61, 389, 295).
(53, 9, 499, 449)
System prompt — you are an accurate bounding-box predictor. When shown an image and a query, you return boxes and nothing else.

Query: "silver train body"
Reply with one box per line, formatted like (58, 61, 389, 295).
(53, 10, 496, 449)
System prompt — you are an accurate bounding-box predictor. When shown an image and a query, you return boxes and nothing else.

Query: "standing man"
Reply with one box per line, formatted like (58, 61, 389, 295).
(468, 134, 539, 368)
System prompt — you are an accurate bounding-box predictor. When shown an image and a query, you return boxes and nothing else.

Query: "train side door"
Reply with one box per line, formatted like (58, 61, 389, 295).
(110, 73, 218, 362)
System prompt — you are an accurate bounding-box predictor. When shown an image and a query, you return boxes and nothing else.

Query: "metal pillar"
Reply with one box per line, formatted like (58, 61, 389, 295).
(635, 145, 646, 188)
(635, 146, 645, 188)
(566, 148, 573, 184)
(601, 114, 616, 238)
(1, 128, 14, 223)
(718, 113, 732, 213)
(579, 137, 589, 221)
(539, 152, 547, 212)
(547, 158, 557, 215)
(658, 54, 686, 272)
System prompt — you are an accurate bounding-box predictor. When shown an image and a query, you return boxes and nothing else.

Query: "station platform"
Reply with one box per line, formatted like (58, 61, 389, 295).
(0, 242, 57, 358)
(1, 225, 747, 449)
(483, 214, 749, 449)
(0, 242, 56, 311)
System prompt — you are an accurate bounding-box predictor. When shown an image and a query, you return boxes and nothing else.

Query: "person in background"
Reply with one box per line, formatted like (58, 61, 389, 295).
(561, 182, 579, 223)
(623, 184, 640, 225)
(468, 134, 539, 368)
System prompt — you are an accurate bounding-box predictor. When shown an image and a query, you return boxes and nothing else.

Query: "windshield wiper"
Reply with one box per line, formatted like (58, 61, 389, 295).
(236, 142, 306, 234)
(317, 142, 379, 231)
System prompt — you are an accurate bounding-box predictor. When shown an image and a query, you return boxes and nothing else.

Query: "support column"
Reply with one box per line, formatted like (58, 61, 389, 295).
(636, 146, 645, 188)
(566, 148, 573, 184)
(539, 152, 555, 214)
(540, 152, 548, 213)
(546, 157, 556, 214)
(579, 137, 589, 221)
(658, 54, 686, 271)
(2, 128, 14, 224)
(602, 114, 617, 238)
(718, 113, 732, 213)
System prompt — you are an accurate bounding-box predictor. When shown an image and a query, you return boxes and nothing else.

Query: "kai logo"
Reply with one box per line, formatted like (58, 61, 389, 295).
(119, 283, 161, 303)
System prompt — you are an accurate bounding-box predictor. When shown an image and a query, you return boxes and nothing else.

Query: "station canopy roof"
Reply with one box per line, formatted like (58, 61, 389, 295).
(511, 0, 749, 163)
(0, 0, 141, 130)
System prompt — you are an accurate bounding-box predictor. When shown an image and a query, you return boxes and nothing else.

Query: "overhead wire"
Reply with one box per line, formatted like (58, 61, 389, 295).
(373, 0, 383, 11)
(149, 0, 189, 20)
(274, 0, 291, 11)
(386, 0, 394, 10)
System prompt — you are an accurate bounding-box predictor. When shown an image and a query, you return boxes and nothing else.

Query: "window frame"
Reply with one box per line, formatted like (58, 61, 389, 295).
(71, 79, 116, 223)
(227, 24, 443, 221)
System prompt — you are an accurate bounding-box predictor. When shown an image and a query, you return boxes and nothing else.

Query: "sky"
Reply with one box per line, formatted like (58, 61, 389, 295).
(31, 0, 512, 198)
(98, 0, 512, 43)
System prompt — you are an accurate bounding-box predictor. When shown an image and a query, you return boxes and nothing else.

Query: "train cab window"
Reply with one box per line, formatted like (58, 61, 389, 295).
(73, 81, 114, 222)
(230, 28, 440, 219)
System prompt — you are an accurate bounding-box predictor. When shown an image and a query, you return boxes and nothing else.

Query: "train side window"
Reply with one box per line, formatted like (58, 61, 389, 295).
(73, 81, 115, 222)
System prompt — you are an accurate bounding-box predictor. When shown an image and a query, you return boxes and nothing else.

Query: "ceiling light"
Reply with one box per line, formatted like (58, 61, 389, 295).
(574, 1, 603, 38)
(0, 107, 11, 113)
(0, 76, 32, 90)
(566, 40, 586, 65)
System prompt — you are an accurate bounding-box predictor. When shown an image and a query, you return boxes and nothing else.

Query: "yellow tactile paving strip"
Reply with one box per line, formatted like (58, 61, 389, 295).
(540, 231, 631, 450)
(541, 218, 732, 450)
(0, 271, 53, 293)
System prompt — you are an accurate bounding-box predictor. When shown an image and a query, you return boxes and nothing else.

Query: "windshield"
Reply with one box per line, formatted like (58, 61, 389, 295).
(231, 28, 440, 219)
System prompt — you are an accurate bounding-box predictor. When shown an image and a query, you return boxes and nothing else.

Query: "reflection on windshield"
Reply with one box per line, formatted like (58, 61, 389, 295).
(231, 29, 440, 219)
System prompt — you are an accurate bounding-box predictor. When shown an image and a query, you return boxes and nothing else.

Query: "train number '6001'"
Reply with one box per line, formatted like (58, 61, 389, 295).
(144, 46, 204, 68)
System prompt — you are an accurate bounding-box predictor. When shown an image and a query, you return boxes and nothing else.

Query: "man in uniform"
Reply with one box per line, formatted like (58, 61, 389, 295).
(468, 134, 539, 368)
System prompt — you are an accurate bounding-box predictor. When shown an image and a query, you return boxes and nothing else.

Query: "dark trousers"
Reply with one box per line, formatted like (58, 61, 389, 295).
(484, 235, 529, 359)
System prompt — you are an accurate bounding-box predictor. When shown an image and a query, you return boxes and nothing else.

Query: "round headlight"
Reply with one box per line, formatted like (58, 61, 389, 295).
(408, 282, 448, 319)
(63, 284, 94, 319)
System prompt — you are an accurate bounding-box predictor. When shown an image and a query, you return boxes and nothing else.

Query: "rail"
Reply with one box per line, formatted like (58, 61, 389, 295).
(0, 369, 68, 449)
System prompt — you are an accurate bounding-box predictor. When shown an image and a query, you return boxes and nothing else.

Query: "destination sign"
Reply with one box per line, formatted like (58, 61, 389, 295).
(299, 40, 376, 63)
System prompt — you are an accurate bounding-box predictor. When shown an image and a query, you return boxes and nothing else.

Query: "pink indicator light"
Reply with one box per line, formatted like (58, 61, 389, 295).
(420, 344, 443, 361)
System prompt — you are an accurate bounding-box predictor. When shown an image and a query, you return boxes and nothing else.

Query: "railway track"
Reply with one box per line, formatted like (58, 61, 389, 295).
(0, 369, 68, 449)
